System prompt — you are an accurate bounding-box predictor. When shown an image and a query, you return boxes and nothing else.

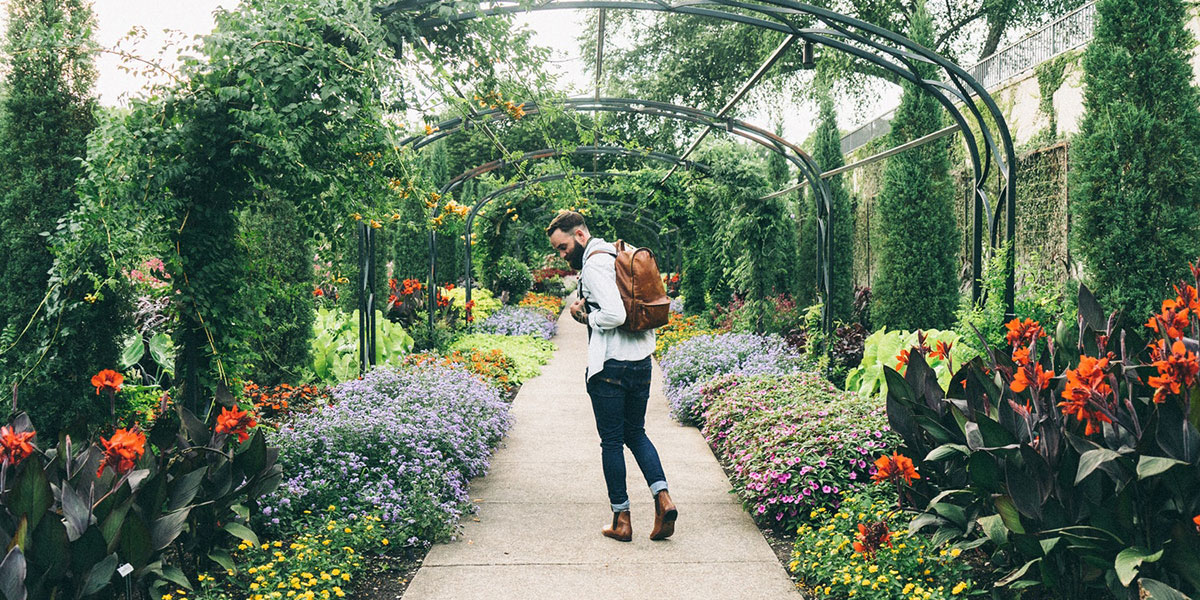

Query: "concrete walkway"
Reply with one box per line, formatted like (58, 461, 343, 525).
(403, 302, 798, 600)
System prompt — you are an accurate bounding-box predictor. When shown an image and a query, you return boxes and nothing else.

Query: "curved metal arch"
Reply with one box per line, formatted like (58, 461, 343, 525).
(411, 96, 834, 332)
(379, 0, 1017, 320)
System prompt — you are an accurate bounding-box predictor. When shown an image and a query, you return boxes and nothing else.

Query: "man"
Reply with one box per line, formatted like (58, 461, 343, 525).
(545, 210, 678, 542)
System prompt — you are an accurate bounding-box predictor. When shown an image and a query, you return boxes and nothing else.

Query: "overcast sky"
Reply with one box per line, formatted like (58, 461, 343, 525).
(2, 0, 901, 143)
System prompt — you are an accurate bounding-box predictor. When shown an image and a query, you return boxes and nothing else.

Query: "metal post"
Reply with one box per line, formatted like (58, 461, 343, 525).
(972, 187, 983, 306)
(367, 226, 377, 367)
(427, 227, 437, 345)
(357, 222, 369, 375)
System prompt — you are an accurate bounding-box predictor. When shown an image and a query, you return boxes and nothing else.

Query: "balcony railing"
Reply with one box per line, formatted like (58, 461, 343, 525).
(840, 2, 1097, 155)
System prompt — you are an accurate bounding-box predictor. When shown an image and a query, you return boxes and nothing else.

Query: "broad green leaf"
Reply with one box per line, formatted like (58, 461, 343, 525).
(995, 558, 1039, 587)
(1115, 547, 1163, 587)
(1141, 578, 1193, 600)
(61, 483, 92, 542)
(9, 464, 51, 532)
(994, 495, 1025, 535)
(148, 333, 174, 375)
(925, 444, 969, 462)
(1137, 455, 1187, 480)
(223, 522, 259, 547)
(977, 515, 1008, 546)
(168, 468, 207, 512)
(208, 549, 235, 573)
(1076, 448, 1123, 484)
(79, 553, 117, 596)
(159, 565, 192, 591)
(150, 508, 191, 551)
(119, 336, 145, 369)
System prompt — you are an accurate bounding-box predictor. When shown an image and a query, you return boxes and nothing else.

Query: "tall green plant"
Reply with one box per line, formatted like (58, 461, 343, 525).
(1069, 0, 1200, 320)
(0, 0, 127, 437)
(812, 88, 854, 324)
(871, 0, 959, 331)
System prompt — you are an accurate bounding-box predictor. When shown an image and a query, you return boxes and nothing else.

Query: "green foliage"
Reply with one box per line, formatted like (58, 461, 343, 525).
(885, 282, 1200, 597)
(493, 256, 532, 303)
(872, 2, 960, 331)
(444, 286, 502, 321)
(844, 328, 976, 399)
(448, 334, 554, 386)
(790, 494, 976, 599)
(1069, 0, 1200, 320)
(0, 408, 281, 598)
(311, 308, 414, 385)
(242, 195, 315, 386)
(812, 89, 855, 324)
(0, 0, 129, 439)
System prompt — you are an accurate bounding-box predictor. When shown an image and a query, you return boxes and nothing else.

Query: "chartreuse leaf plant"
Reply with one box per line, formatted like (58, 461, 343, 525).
(885, 264, 1200, 598)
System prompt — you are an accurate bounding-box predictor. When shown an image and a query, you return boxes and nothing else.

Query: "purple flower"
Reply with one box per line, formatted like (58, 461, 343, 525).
(477, 306, 557, 339)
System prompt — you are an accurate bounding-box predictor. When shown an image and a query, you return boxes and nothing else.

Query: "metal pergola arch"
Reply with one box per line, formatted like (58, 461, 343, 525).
(378, 0, 1018, 319)
(425, 146, 710, 333)
(402, 97, 835, 338)
(527, 194, 683, 271)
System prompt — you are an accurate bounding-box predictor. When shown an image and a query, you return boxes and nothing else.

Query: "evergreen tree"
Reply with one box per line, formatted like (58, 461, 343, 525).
(1069, 0, 1200, 320)
(0, 0, 127, 435)
(795, 188, 819, 305)
(871, 0, 960, 331)
(811, 88, 855, 323)
(766, 125, 803, 300)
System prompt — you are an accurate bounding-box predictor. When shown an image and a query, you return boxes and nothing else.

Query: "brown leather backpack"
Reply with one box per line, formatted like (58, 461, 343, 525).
(587, 240, 672, 332)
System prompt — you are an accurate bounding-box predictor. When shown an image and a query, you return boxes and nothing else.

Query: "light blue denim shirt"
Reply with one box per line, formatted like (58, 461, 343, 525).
(579, 237, 655, 380)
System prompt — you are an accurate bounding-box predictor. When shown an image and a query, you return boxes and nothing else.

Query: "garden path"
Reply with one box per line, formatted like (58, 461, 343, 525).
(403, 298, 798, 599)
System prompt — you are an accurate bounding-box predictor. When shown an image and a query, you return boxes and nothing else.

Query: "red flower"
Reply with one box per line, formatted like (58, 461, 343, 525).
(97, 427, 146, 478)
(1176, 284, 1200, 314)
(1059, 355, 1114, 436)
(871, 452, 920, 485)
(1011, 346, 1031, 365)
(1146, 298, 1190, 340)
(312, 288, 324, 297)
(1005, 318, 1045, 348)
(443, 283, 455, 291)
(215, 406, 258, 443)
(895, 349, 910, 369)
(1148, 339, 1200, 403)
(930, 340, 952, 362)
(0, 426, 35, 466)
(1011, 363, 1054, 393)
(1194, 514, 1200, 534)
(91, 369, 123, 395)
(853, 521, 892, 558)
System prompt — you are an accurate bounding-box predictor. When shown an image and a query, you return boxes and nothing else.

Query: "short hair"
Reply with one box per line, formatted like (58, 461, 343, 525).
(545, 210, 588, 237)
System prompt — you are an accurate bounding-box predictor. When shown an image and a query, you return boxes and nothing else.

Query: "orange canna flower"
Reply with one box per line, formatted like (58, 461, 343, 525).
(91, 369, 124, 396)
(895, 349, 910, 369)
(215, 406, 258, 443)
(1194, 514, 1200, 534)
(1005, 318, 1045, 348)
(930, 340, 952, 362)
(0, 425, 35, 466)
(853, 521, 892, 558)
(1148, 339, 1200, 403)
(1146, 298, 1191, 340)
(97, 427, 146, 478)
(1011, 363, 1054, 393)
(1059, 355, 1114, 436)
(1176, 284, 1200, 314)
(871, 452, 920, 485)
(313, 288, 324, 297)
(1011, 346, 1031, 366)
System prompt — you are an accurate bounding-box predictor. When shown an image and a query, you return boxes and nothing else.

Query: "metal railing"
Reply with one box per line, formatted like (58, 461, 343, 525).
(840, 2, 1096, 154)
(966, 1, 1096, 90)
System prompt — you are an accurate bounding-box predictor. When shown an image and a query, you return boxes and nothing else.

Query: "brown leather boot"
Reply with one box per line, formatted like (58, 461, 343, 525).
(602, 510, 632, 542)
(649, 490, 678, 540)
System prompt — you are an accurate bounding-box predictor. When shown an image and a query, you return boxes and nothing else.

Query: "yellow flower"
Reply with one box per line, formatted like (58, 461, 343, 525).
(952, 582, 968, 595)
(949, 548, 962, 558)
(344, 527, 352, 533)
(350, 213, 361, 221)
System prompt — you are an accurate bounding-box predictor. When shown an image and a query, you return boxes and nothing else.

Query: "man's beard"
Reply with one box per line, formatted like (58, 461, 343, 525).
(565, 239, 585, 270)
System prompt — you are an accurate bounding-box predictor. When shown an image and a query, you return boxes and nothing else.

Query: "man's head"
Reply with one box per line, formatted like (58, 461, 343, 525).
(545, 210, 590, 270)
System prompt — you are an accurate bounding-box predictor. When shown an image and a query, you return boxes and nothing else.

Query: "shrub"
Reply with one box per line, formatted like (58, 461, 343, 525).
(885, 278, 1200, 597)
(790, 494, 975, 600)
(660, 332, 808, 425)
(262, 365, 511, 534)
(493, 256, 532, 303)
(844, 328, 976, 400)
(310, 307, 414, 384)
(699, 373, 896, 532)
(477, 306, 557, 340)
(443, 286, 502, 322)
(870, 2, 959, 331)
(449, 334, 554, 386)
(1070, 0, 1200, 320)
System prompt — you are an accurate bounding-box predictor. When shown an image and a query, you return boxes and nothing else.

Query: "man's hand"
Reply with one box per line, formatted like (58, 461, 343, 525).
(569, 298, 588, 325)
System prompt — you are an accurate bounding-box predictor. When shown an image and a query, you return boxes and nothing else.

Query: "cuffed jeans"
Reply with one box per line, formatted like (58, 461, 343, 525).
(586, 356, 668, 512)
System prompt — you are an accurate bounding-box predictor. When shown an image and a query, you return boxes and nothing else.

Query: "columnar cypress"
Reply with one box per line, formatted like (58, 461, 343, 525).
(1070, 0, 1200, 320)
(871, 0, 959, 331)
(0, 0, 126, 435)
(811, 89, 855, 323)
(765, 127, 803, 300)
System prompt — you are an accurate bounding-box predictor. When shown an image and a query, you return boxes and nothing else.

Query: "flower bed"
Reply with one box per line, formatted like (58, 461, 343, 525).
(519, 291, 564, 317)
(653, 312, 717, 360)
(790, 494, 974, 599)
(476, 305, 557, 339)
(699, 372, 895, 532)
(659, 332, 808, 425)
(262, 364, 512, 538)
(404, 348, 519, 396)
(449, 334, 555, 386)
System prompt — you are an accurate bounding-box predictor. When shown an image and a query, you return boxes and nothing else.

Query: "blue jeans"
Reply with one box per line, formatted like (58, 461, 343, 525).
(586, 357, 668, 512)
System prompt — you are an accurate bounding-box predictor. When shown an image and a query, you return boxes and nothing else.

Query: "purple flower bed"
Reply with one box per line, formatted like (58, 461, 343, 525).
(477, 306, 557, 339)
(659, 332, 808, 425)
(699, 372, 897, 532)
(260, 364, 512, 545)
